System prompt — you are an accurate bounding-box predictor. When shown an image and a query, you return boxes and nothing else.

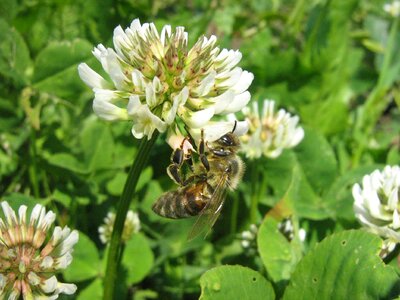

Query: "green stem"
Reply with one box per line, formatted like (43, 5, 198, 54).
(352, 18, 398, 166)
(29, 129, 40, 198)
(103, 133, 158, 300)
(286, 0, 307, 36)
(249, 162, 259, 224)
(230, 192, 239, 235)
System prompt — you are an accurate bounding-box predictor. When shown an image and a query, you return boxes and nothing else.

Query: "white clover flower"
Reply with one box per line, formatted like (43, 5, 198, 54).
(241, 224, 258, 253)
(277, 218, 306, 242)
(98, 210, 140, 244)
(384, 1, 400, 17)
(78, 19, 254, 141)
(353, 166, 400, 249)
(237, 99, 304, 159)
(0, 201, 78, 299)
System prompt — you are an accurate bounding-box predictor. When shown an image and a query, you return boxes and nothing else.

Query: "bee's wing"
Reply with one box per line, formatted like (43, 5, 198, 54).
(187, 174, 229, 241)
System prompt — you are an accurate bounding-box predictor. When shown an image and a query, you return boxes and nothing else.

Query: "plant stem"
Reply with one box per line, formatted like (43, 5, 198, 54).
(230, 192, 239, 234)
(249, 162, 259, 224)
(352, 18, 399, 166)
(103, 133, 158, 300)
(29, 129, 40, 198)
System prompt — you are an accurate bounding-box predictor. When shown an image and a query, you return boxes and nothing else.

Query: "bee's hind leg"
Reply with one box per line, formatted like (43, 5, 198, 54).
(199, 129, 210, 172)
(167, 137, 193, 186)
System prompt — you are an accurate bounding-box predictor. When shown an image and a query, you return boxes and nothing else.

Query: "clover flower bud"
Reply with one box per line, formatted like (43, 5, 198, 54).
(241, 224, 258, 255)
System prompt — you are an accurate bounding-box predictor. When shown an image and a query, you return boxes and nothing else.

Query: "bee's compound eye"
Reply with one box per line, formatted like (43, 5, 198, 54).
(219, 134, 233, 146)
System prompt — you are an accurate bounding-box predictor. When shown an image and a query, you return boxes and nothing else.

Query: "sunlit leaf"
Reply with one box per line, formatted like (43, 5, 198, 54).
(200, 265, 275, 300)
(283, 230, 400, 300)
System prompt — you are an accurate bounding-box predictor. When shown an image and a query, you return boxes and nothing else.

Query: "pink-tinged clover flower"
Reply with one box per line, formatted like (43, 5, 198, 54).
(0, 202, 78, 299)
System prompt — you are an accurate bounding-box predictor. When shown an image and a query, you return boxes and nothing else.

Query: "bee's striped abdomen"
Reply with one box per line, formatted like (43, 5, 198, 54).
(152, 184, 208, 219)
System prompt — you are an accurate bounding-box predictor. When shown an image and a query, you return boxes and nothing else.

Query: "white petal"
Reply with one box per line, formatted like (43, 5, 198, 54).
(131, 105, 167, 139)
(18, 205, 27, 225)
(160, 24, 172, 46)
(58, 230, 79, 256)
(130, 19, 142, 31)
(55, 253, 73, 269)
(232, 120, 249, 136)
(182, 107, 215, 129)
(232, 71, 254, 94)
(78, 63, 111, 89)
(298, 229, 307, 242)
(289, 127, 305, 147)
(241, 231, 254, 240)
(387, 188, 398, 210)
(30, 204, 43, 226)
(241, 240, 250, 248)
(131, 69, 146, 90)
(127, 95, 142, 116)
(393, 209, 400, 229)
(193, 71, 216, 96)
(56, 283, 77, 295)
(92, 46, 127, 90)
(215, 67, 242, 88)
(93, 98, 128, 121)
(41, 276, 58, 293)
(1, 201, 16, 225)
(39, 211, 56, 231)
(189, 120, 247, 143)
(211, 90, 235, 114)
(113, 25, 133, 60)
(28, 272, 41, 286)
(164, 87, 189, 124)
(40, 256, 54, 269)
(223, 91, 251, 114)
(145, 77, 162, 107)
(215, 49, 242, 70)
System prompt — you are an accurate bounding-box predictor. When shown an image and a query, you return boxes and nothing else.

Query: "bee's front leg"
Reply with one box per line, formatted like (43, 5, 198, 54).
(167, 137, 194, 186)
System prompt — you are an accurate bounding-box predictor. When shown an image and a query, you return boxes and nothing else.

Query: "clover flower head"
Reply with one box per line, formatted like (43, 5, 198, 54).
(384, 0, 400, 17)
(98, 210, 140, 244)
(241, 224, 258, 254)
(238, 99, 304, 159)
(352, 165, 400, 252)
(0, 201, 78, 299)
(78, 19, 254, 141)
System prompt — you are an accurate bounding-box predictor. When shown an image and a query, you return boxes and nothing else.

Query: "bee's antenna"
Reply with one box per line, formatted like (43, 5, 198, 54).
(231, 120, 237, 133)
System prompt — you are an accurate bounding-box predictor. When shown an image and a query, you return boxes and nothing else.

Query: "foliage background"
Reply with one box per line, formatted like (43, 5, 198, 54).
(0, 0, 399, 299)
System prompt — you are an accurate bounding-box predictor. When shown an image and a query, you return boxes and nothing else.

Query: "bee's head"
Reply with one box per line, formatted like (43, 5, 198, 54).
(208, 132, 240, 157)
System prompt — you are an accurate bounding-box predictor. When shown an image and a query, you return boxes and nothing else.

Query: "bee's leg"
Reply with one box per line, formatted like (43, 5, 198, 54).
(186, 149, 194, 172)
(199, 129, 210, 172)
(167, 137, 193, 186)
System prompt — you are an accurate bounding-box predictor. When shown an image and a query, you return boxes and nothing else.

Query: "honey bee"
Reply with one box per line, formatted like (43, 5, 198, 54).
(152, 125, 245, 240)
